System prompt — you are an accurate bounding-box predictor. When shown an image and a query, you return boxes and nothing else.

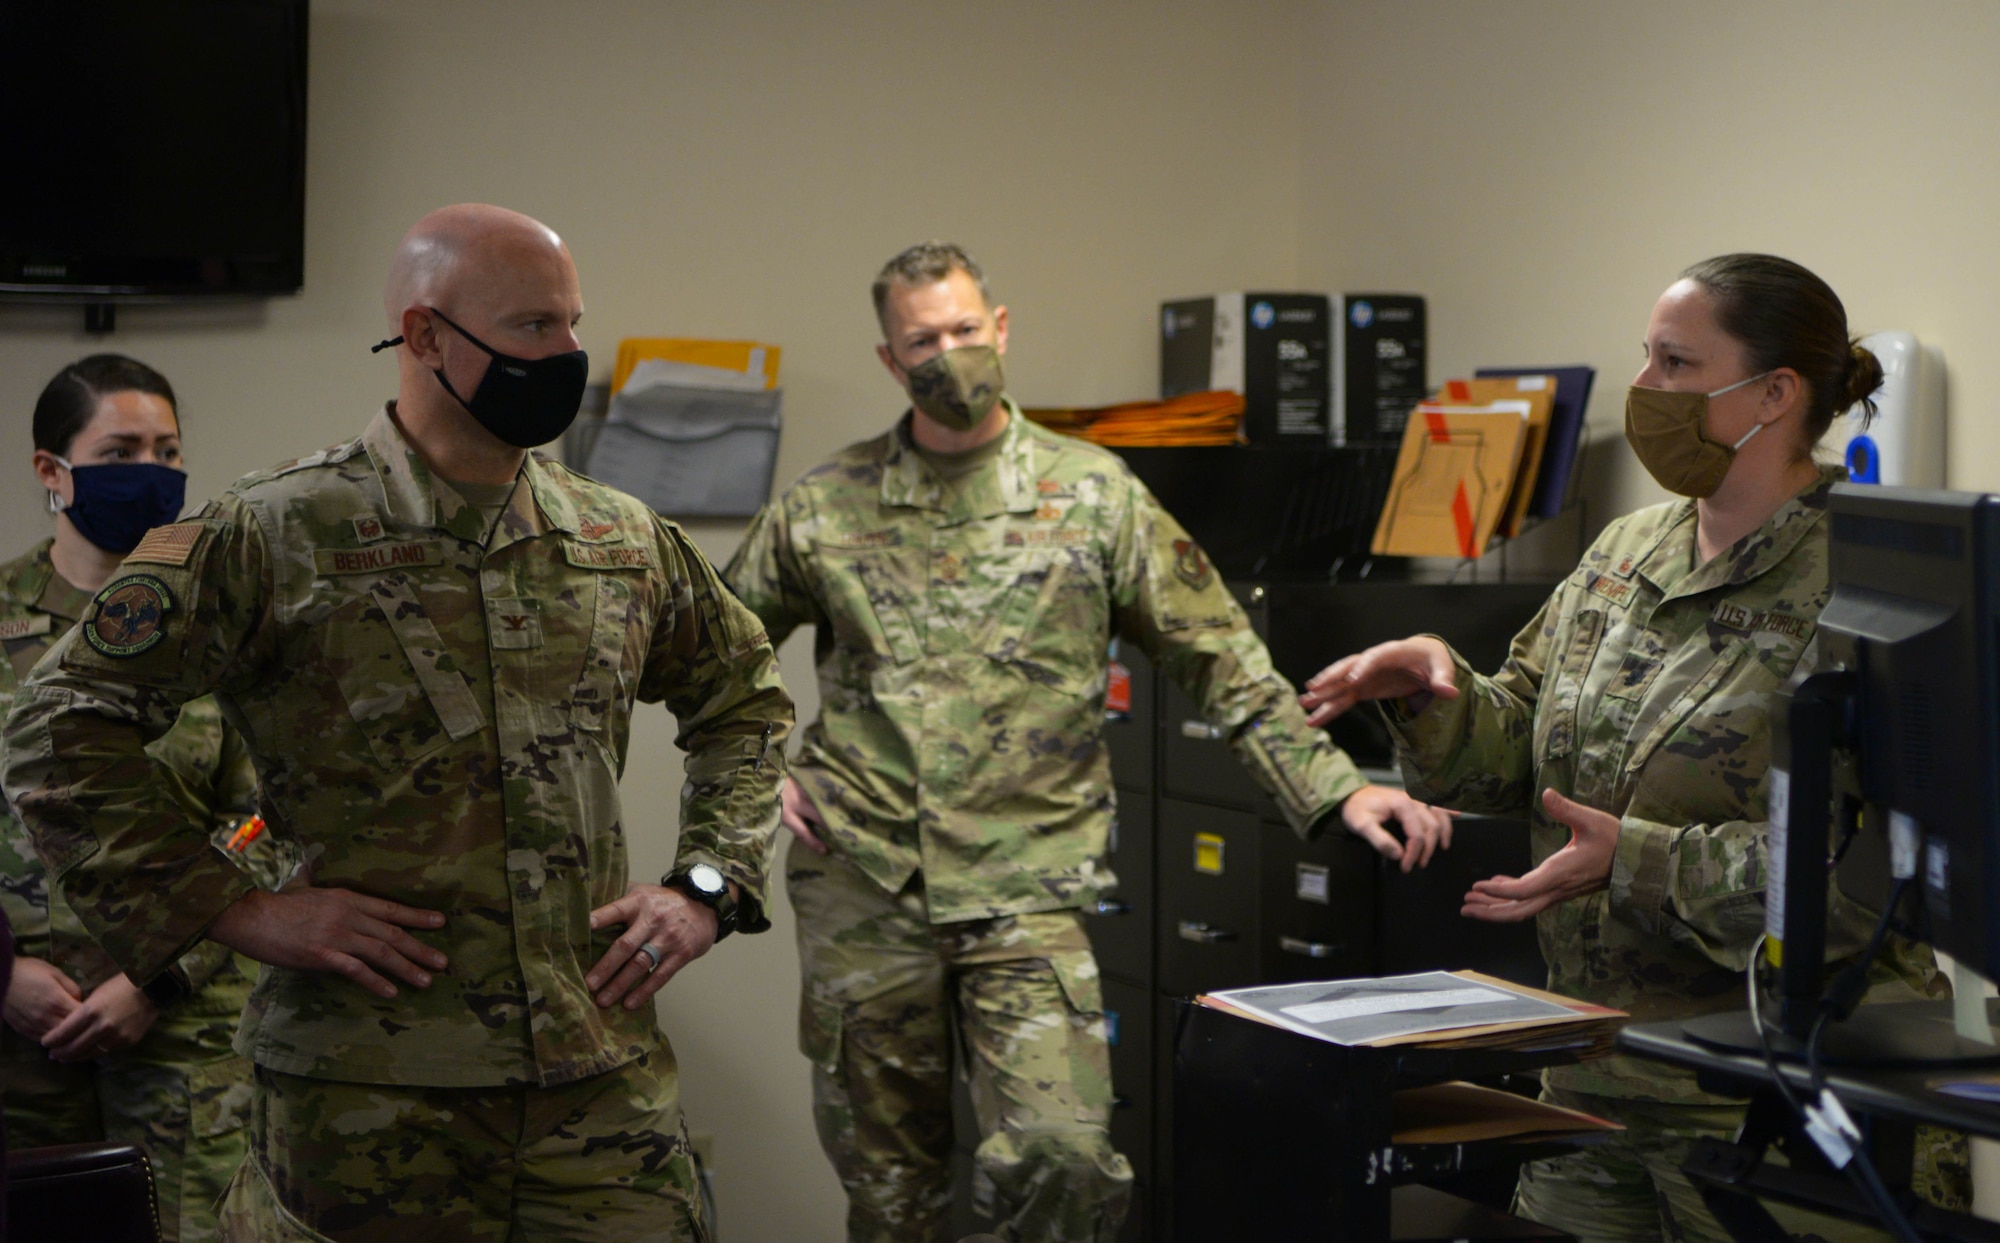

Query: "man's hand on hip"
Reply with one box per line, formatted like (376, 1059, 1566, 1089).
(208, 887, 448, 1000)
(587, 883, 720, 1011)
(782, 775, 830, 854)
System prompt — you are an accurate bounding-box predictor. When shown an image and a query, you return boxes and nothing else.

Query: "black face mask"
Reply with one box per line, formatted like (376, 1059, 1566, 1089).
(373, 309, 588, 448)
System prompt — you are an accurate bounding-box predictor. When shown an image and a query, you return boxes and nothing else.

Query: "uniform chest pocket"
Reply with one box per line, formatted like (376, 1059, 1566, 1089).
(1534, 608, 1604, 762)
(1625, 638, 1750, 778)
(569, 573, 634, 734)
(810, 546, 922, 665)
(321, 577, 485, 767)
(985, 544, 1108, 692)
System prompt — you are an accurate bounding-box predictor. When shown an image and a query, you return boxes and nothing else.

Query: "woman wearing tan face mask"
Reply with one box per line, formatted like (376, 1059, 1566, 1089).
(1298, 255, 1967, 1241)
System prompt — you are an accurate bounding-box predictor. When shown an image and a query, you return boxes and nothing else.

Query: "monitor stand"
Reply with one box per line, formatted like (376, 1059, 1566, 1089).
(1683, 998, 2000, 1069)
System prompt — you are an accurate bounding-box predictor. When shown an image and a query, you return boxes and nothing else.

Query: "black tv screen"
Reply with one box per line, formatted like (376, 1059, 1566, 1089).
(0, 0, 309, 299)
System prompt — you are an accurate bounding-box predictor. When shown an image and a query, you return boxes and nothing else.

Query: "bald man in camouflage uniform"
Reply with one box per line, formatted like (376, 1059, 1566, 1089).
(3, 540, 294, 1243)
(4, 205, 791, 1243)
(723, 241, 1451, 1243)
(1305, 465, 1964, 1240)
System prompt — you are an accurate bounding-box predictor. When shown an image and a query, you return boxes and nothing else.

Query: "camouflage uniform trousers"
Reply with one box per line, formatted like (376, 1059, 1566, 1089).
(0, 1006, 254, 1243)
(789, 838, 1133, 1243)
(1515, 1085, 1972, 1243)
(214, 1045, 708, 1242)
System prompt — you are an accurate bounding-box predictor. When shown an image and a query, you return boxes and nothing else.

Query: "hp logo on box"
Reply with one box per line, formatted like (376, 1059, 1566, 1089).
(1251, 301, 1276, 330)
(1350, 300, 1375, 329)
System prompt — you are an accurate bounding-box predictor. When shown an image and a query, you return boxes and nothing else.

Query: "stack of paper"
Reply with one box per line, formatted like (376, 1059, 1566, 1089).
(1023, 390, 1245, 446)
(1197, 970, 1625, 1058)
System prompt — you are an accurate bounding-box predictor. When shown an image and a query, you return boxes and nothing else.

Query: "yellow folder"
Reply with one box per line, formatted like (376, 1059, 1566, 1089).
(611, 338, 781, 394)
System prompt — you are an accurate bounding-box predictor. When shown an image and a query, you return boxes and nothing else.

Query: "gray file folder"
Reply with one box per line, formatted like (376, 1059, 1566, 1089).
(582, 383, 782, 518)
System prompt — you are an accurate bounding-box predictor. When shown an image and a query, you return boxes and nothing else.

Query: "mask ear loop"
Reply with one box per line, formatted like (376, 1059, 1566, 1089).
(42, 454, 72, 514)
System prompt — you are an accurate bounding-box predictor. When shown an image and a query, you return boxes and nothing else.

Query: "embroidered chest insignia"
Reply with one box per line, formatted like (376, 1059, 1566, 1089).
(578, 519, 620, 541)
(84, 575, 174, 657)
(1034, 503, 1063, 521)
(352, 515, 386, 543)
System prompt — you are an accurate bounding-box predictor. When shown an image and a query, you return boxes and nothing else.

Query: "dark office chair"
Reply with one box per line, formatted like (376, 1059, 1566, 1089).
(4, 1142, 162, 1243)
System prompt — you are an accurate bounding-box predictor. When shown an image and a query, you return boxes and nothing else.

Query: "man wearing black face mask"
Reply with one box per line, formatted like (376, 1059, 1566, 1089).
(4, 204, 793, 1241)
(724, 241, 1453, 1242)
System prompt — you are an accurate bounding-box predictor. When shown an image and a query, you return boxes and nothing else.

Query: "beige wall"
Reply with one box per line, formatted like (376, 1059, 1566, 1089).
(7, 1, 1999, 1235)
(1300, 0, 2000, 527)
(1, 3, 1300, 1238)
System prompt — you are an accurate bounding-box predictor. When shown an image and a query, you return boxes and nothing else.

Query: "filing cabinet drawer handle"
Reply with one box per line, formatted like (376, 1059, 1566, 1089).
(1092, 898, 1133, 916)
(1279, 935, 1336, 959)
(1179, 719, 1226, 741)
(1178, 919, 1237, 944)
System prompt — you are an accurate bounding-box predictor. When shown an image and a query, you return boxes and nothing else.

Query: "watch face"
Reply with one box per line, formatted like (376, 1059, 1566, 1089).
(687, 863, 725, 896)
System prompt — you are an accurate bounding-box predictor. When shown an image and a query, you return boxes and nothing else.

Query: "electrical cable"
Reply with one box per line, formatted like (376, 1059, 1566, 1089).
(1749, 898, 1927, 1243)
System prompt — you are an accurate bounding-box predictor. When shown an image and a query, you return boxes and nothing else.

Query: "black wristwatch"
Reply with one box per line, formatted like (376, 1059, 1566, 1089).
(663, 863, 737, 942)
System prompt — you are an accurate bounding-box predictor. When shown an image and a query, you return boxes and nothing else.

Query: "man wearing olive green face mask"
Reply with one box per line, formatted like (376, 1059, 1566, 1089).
(724, 242, 1453, 1242)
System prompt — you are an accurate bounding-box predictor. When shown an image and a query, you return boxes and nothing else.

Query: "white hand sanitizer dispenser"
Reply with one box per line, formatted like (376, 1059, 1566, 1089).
(1837, 331, 1944, 487)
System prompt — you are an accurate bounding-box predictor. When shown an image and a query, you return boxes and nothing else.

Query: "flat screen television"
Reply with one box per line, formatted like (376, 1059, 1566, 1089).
(0, 0, 309, 300)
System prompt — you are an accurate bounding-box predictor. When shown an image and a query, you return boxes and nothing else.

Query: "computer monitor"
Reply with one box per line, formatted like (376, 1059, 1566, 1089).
(1820, 485, 2000, 985)
(1748, 483, 2000, 1052)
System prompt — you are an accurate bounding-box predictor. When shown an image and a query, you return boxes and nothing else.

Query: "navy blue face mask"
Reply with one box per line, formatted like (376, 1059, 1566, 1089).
(373, 309, 588, 449)
(50, 458, 187, 554)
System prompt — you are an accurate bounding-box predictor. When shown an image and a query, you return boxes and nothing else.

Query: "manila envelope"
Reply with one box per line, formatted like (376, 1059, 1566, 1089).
(1370, 400, 1531, 559)
(1437, 377, 1557, 537)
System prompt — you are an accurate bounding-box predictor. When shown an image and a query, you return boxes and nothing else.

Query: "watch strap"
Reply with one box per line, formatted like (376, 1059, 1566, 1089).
(663, 869, 738, 942)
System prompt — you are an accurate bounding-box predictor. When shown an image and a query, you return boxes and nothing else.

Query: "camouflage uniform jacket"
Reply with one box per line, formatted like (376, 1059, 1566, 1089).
(1386, 465, 1938, 1102)
(3, 408, 792, 1089)
(725, 403, 1364, 923)
(0, 540, 281, 1012)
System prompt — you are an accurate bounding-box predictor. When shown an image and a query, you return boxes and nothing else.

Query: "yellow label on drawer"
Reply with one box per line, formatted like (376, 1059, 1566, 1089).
(1193, 832, 1225, 876)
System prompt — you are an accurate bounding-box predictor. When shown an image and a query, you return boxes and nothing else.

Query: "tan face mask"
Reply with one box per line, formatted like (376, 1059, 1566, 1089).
(1623, 370, 1773, 498)
(902, 344, 1005, 432)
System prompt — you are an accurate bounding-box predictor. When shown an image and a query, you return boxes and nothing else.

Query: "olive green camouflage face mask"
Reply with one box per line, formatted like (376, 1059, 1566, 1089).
(902, 344, 1005, 431)
(1623, 370, 1772, 498)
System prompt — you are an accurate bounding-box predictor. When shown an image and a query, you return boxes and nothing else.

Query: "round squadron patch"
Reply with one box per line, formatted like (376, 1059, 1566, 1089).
(1172, 539, 1214, 591)
(83, 574, 175, 658)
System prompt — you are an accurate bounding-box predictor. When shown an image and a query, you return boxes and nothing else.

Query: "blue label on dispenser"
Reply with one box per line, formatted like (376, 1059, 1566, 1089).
(1845, 435, 1881, 484)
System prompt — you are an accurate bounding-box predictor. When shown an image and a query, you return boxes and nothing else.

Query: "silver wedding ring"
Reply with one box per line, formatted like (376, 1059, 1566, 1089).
(635, 943, 664, 972)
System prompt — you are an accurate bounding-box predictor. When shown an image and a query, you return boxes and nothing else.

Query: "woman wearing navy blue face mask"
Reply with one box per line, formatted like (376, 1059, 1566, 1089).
(2, 355, 292, 1243)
